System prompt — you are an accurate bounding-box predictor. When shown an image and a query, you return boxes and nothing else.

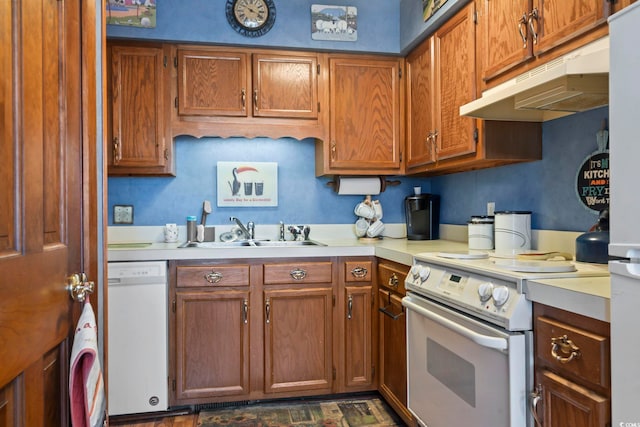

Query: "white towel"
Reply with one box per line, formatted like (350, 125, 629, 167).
(69, 300, 106, 427)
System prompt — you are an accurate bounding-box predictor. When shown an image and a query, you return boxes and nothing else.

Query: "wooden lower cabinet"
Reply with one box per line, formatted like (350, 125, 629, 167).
(377, 260, 413, 426)
(263, 286, 333, 395)
(170, 257, 378, 407)
(532, 303, 610, 427)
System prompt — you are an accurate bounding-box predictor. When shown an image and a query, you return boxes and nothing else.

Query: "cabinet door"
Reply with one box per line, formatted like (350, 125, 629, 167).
(263, 287, 333, 394)
(343, 285, 374, 389)
(406, 37, 437, 170)
(481, 0, 533, 82)
(109, 43, 173, 175)
(253, 53, 318, 119)
(174, 290, 250, 402)
(538, 370, 609, 427)
(329, 57, 403, 173)
(177, 49, 250, 117)
(531, 0, 611, 56)
(433, 1, 478, 161)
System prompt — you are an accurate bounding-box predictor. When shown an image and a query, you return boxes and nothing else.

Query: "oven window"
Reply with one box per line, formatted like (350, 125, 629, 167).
(427, 338, 475, 407)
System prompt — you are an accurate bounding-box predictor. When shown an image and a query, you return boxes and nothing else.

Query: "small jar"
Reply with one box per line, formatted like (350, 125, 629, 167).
(468, 216, 494, 250)
(186, 215, 197, 242)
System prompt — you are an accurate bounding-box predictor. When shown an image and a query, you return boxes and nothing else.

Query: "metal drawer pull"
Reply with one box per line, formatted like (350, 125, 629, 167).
(347, 295, 353, 319)
(351, 266, 368, 278)
(551, 335, 581, 364)
(528, 8, 539, 46)
(290, 268, 307, 280)
(518, 13, 528, 48)
(529, 384, 543, 427)
(204, 271, 223, 284)
(388, 273, 399, 288)
(242, 299, 248, 324)
(379, 304, 404, 320)
(265, 298, 270, 324)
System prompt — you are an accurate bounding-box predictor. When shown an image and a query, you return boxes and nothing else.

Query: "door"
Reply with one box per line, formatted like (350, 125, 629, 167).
(0, 0, 99, 425)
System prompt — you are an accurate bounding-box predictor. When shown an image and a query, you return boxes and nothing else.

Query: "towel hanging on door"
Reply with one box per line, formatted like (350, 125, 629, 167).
(69, 299, 105, 427)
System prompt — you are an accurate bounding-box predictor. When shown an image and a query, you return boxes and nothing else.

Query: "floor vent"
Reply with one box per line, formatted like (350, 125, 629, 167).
(192, 400, 251, 411)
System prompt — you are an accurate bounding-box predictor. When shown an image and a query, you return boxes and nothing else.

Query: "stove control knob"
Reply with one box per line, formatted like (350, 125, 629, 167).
(477, 282, 494, 302)
(492, 286, 510, 307)
(410, 265, 422, 280)
(418, 266, 431, 282)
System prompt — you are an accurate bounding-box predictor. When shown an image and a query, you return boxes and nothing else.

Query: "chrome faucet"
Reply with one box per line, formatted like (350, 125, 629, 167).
(229, 216, 254, 240)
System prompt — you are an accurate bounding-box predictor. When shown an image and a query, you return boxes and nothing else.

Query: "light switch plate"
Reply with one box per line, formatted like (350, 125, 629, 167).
(113, 204, 134, 224)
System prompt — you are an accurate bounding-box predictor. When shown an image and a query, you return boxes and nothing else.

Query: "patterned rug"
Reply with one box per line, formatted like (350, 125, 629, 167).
(197, 397, 403, 427)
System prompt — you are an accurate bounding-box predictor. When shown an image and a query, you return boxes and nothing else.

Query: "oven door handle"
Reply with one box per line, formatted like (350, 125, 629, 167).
(403, 298, 508, 351)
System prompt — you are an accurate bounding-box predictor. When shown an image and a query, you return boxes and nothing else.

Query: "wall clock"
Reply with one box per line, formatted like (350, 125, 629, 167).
(225, 0, 276, 38)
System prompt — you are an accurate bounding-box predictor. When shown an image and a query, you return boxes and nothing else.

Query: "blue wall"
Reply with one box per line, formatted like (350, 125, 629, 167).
(108, 107, 608, 232)
(107, 0, 400, 54)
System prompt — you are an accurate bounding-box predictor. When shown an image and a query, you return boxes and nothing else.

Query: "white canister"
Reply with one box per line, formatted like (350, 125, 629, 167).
(468, 216, 494, 250)
(494, 211, 532, 255)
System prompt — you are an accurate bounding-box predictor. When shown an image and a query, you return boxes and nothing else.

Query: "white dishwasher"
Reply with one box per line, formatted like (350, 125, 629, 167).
(107, 261, 168, 416)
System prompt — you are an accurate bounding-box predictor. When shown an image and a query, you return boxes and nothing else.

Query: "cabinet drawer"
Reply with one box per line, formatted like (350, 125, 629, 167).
(536, 315, 609, 389)
(344, 260, 372, 283)
(176, 264, 250, 287)
(263, 261, 332, 284)
(378, 261, 408, 294)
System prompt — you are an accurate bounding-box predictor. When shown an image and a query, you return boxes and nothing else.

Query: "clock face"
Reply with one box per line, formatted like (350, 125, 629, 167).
(226, 0, 276, 38)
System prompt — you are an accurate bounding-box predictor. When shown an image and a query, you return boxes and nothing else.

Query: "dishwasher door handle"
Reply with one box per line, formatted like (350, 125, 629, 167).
(403, 297, 508, 351)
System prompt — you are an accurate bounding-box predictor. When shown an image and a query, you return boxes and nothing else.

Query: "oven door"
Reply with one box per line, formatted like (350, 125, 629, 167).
(402, 293, 530, 427)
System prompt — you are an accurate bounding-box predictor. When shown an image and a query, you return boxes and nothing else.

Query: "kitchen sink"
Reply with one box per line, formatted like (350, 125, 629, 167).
(179, 240, 326, 248)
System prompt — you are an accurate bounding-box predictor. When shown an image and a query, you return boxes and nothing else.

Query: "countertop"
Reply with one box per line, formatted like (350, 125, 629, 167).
(107, 225, 610, 321)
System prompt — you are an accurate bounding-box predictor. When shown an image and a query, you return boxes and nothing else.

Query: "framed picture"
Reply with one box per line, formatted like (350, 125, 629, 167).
(217, 162, 278, 207)
(422, 0, 449, 22)
(311, 5, 357, 42)
(106, 0, 157, 28)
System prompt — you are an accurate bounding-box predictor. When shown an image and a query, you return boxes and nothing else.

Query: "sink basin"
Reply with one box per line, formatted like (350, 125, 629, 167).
(179, 240, 326, 248)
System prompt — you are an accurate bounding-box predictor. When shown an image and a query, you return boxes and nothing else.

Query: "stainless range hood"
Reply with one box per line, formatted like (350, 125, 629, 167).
(460, 37, 609, 122)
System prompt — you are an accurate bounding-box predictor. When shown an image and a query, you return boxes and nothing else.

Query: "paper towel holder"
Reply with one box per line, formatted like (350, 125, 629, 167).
(327, 176, 401, 195)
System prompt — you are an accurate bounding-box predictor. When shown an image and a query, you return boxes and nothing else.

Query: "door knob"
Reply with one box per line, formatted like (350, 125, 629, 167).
(68, 273, 94, 302)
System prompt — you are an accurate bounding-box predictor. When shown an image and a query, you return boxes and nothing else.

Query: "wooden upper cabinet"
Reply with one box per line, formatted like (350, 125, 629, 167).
(253, 54, 319, 119)
(406, 2, 477, 174)
(173, 46, 325, 140)
(108, 42, 174, 176)
(530, 0, 611, 57)
(321, 55, 403, 175)
(480, 0, 533, 83)
(480, 0, 612, 87)
(177, 49, 249, 117)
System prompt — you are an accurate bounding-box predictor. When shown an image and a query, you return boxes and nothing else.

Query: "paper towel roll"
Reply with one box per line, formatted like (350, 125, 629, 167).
(336, 177, 382, 195)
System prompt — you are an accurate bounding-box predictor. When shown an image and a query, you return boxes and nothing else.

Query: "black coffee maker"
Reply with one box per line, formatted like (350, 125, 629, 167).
(405, 194, 440, 240)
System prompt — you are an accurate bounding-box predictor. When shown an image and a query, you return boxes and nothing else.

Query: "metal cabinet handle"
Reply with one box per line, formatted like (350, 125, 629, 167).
(253, 89, 259, 111)
(265, 297, 270, 324)
(551, 335, 581, 363)
(528, 8, 539, 46)
(388, 273, 399, 288)
(347, 295, 353, 320)
(330, 141, 337, 160)
(290, 268, 307, 281)
(351, 266, 368, 279)
(518, 13, 528, 48)
(241, 88, 246, 109)
(379, 305, 404, 320)
(112, 137, 121, 164)
(204, 271, 223, 284)
(242, 299, 248, 324)
(529, 384, 544, 427)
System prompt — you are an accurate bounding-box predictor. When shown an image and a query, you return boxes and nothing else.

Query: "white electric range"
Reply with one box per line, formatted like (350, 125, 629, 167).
(402, 251, 609, 427)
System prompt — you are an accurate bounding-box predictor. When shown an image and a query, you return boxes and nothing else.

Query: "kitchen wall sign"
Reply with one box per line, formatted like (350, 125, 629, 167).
(575, 123, 609, 213)
(217, 161, 278, 207)
(106, 0, 156, 28)
(311, 5, 357, 41)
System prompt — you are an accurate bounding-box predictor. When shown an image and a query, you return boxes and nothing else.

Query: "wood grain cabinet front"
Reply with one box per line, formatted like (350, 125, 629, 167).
(316, 55, 404, 176)
(107, 41, 174, 176)
(531, 303, 611, 427)
(172, 46, 325, 140)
